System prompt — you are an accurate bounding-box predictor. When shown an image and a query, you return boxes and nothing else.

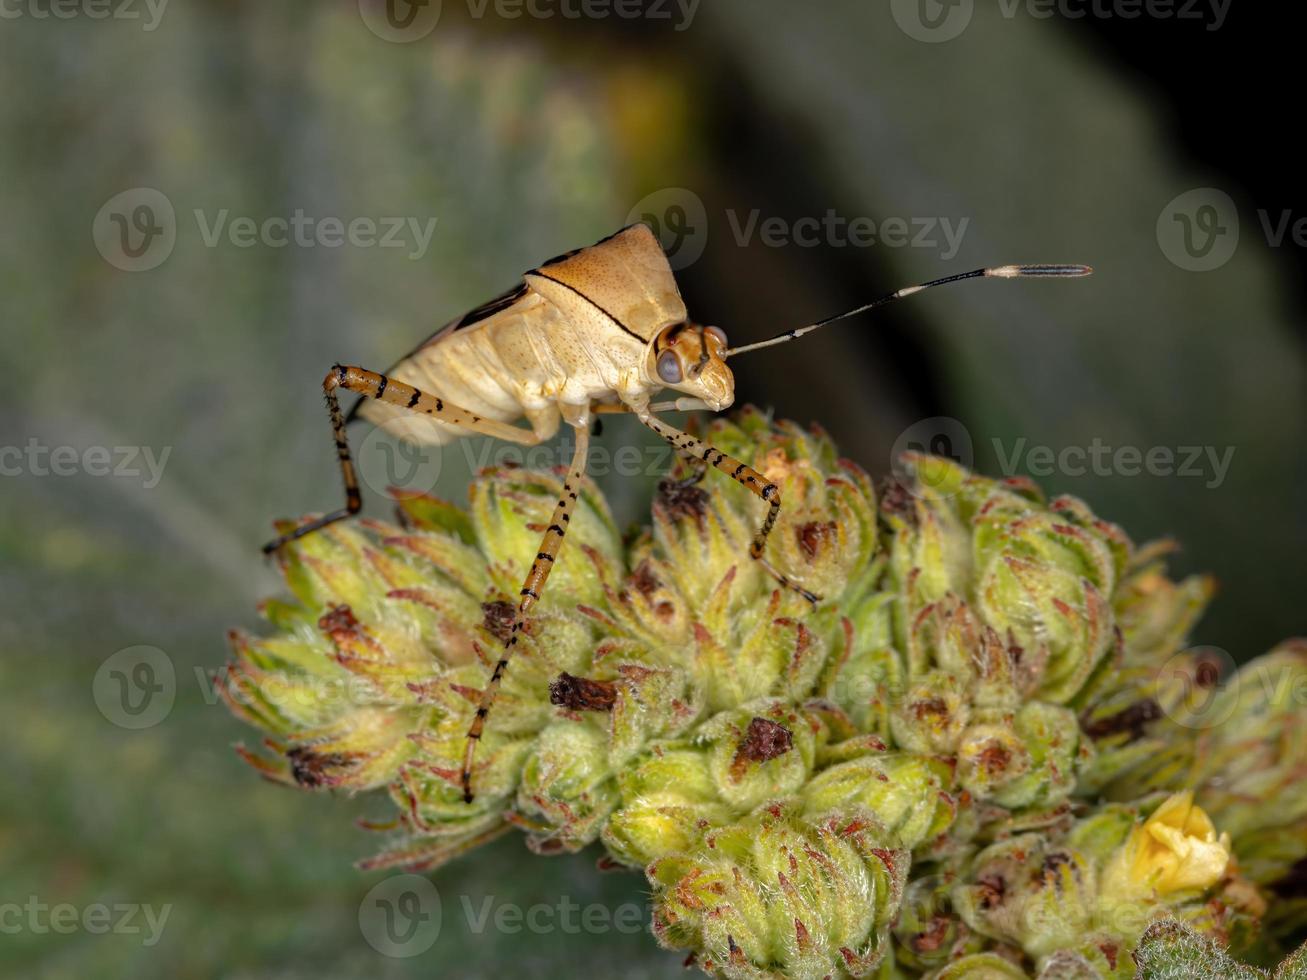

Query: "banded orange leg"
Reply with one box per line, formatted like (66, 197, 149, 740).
(461, 419, 591, 803)
(263, 364, 546, 553)
(636, 410, 819, 605)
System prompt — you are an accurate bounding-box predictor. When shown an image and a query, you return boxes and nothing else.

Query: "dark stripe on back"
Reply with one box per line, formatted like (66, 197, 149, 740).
(452, 281, 530, 330)
(531, 270, 645, 343)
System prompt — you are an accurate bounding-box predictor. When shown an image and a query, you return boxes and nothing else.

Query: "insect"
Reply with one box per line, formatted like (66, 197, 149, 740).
(262, 222, 1090, 802)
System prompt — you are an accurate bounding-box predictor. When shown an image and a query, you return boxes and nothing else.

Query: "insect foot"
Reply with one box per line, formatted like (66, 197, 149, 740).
(224, 410, 1307, 978)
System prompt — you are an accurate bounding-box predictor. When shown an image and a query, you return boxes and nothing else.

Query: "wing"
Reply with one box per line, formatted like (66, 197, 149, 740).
(344, 280, 532, 425)
(527, 223, 687, 342)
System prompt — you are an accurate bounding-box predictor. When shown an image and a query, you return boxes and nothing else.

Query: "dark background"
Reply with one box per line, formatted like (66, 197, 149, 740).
(2, 2, 1303, 977)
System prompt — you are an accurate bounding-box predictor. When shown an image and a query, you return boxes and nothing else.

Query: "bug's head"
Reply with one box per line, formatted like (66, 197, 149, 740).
(647, 322, 734, 411)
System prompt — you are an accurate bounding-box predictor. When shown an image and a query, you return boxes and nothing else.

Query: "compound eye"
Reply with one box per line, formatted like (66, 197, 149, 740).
(656, 349, 683, 384)
(705, 325, 728, 347)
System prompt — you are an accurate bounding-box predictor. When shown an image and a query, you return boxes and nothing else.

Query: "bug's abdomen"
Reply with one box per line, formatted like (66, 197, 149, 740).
(354, 300, 561, 446)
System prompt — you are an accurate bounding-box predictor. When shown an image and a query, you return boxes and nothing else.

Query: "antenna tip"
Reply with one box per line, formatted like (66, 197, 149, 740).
(989, 264, 1094, 279)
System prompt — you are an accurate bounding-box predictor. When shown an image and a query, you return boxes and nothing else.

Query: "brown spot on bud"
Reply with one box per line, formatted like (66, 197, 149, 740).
(318, 603, 360, 635)
(976, 873, 1006, 910)
(481, 600, 515, 642)
(287, 746, 358, 788)
(912, 695, 949, 721)
(796, 520, 838, 560)
(1193, 653, 1224, 687)
(656, 476, 709, 523)
(912, 916, 950, 953)
(549, 671, 618, 712)
(1035, 850, 1074, 887)
(1081, 698, 1162, 741)
(977, 741, 1013, 775)
(731, 717, 794, 780)
(793, 917, 811, 951)
(879, 478, 917, 525)
(630, 559, 662, 597)
(1098, 940, 1119, 969)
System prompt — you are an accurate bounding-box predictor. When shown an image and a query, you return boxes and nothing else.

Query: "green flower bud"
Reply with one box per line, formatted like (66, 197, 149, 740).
(224, 414, 1304, 974)
(954, 833, 1100, 960)
(514, 722, 619, 852)
(649, 802, 907, 980)
(893, 872, 984, 971)
(957, 702, 1083, 809)
(924, 952, 1028, 979)
(801, 749, 956, 849)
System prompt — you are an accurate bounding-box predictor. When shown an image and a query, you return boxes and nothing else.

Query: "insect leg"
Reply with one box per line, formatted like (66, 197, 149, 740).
(263, 364, 546, 553)
(590, 399, 708, 480)
(461, 419, 591, 804)
(592, 397, 712, 415)
(635, 411, 820, 604)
